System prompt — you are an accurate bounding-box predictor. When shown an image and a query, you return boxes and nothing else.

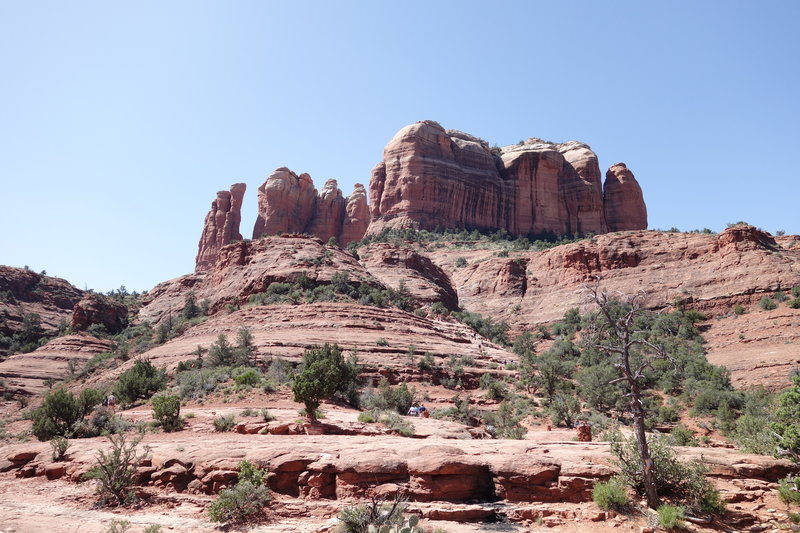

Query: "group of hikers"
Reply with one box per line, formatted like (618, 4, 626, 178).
(406, 404, 429, 418)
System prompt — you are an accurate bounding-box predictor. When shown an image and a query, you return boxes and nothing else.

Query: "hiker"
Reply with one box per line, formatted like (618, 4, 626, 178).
(107, 393, 116, 411)
(407, 405, 419, 417)
(419, 405, 429, 418)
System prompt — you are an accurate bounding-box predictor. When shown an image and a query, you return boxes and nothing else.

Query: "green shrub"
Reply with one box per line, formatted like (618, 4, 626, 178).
(360, 378, 415, 415)
(114, 359, 167, 405)
(31, 388, 82, 440)
(358, 411, 376, 423)
(378, 411, 415, 437)
(609, 431, 725, 514)
(260, 408, 275, 422)
(151, 394, 182, 432)
(233, 367, 262, 387)
(176, 366, 231, 399)
(292, 344, 360, 421)
(83, 432, 149, 505)
(778, 475, 800, 505)
(454, 257, 467, 268)
(669, 424, 699, 447)
(207, 460, 270, 523)
(658, 504, 685, 529)
(759, 296, 777, 310)
(50, 436, 70, 461)
(788, 298, 800, 309)
(213, 414, 236, 432)
(592, 476, 629, 511)
(733, 304, 746, 315)
(335, 495, 411, 533)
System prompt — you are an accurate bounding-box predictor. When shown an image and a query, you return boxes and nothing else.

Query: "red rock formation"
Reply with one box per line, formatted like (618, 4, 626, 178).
(0, 267, 84, 357)
(251, 169, 369, 246)
(252, 168, 317, 238)
(195, 183, 246, 272)
(340, 183, 370, 246)
(70, 293, 128, 334)
(307, 179, 345, 243)
(368, 120, 646, 237)
(603, 163, 647, 231)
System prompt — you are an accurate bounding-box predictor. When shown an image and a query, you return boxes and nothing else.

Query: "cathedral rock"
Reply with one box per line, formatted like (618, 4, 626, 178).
(368, 120, 646, 237)
(196, 120, 647, 271)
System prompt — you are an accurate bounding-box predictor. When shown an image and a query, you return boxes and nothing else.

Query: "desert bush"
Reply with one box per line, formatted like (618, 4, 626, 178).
(658, 504, 685, 529)
(454, 257, 467, 267)
(31, 388, 82, 440)
(609, 431, 724, 514)
(176, 366, 231, 399)
(213, 414, 236, 432)
(75, 406, 130, 437)
(733, 303, 746, 315)
(114, 359, 167, 405)
(260, 408, 275, 422)
(233, 367, 262, 387)
(481, 401, 527, 439)
(207, 460, 270, 523)
(78, 388, 106, 417)
(83, 432, 149, 505)
(50, 436, 70, 461)
(378, 411, 415, 437)
(759, 296, 778, 310)
(788, 298, 800, 309)
(335, 495, 412, 533)
(592, 476, 629, 511)
(668, 424, 699, 447)
(292, 344, 360, 421)
(360, 378, 414, 415)
(151, 394, 182, 432)
(778, 475, 800, 505)
(548, 392, 581, 428)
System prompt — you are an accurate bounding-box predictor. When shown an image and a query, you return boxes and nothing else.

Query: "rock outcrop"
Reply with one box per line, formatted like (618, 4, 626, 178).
(0, 267, 84, 357)
(195, 183, 246, 272)
(368, 120, 647, 237)
(251, 168, 369, 246)
(603, 163, 647, 231)
(70, 293, 128, 334)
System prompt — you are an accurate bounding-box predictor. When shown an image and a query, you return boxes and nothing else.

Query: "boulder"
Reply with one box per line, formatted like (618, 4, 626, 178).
(70, 293, 128, 334)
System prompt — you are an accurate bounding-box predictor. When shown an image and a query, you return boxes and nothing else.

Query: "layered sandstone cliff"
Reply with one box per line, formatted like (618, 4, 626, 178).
(195, 183, 246, 272)
(250, 168, 370, 246)
(368, 120, 646, 236)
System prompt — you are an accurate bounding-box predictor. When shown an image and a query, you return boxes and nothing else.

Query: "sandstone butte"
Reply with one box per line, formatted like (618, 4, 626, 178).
(194, 120, 646, 272)
(2, 123, 799, 532)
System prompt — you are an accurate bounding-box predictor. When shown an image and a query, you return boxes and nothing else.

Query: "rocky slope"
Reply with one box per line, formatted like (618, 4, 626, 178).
(0, 266, 85, 357)
(368, 120, 646, 236)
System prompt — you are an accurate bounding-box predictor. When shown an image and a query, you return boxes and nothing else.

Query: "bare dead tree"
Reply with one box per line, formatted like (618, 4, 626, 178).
(585, 280, 667, 509)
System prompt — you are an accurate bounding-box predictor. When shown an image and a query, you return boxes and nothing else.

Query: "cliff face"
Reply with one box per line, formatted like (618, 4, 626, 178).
(368, 120, 647, 237)
(250, 168, 369, 246)
(195, 183, 246, 272)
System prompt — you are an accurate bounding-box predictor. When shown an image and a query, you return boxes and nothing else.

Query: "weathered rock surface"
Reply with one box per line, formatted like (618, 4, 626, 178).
(251, 168, 368, 246)
(70, 293, 128, 334)
(139, 235, 381, 325)
(603, 163, 647, 231)
(432, 225, 800, 327)
(0, 267, 83, 340)
(195, 183, 246, 272)
(0, 333, 114, 395)
(359, 243, 459, 310)
(368, 120, 646, 237)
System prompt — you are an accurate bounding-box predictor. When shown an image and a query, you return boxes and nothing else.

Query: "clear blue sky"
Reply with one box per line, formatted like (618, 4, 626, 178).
(2, 1, 798, 293)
